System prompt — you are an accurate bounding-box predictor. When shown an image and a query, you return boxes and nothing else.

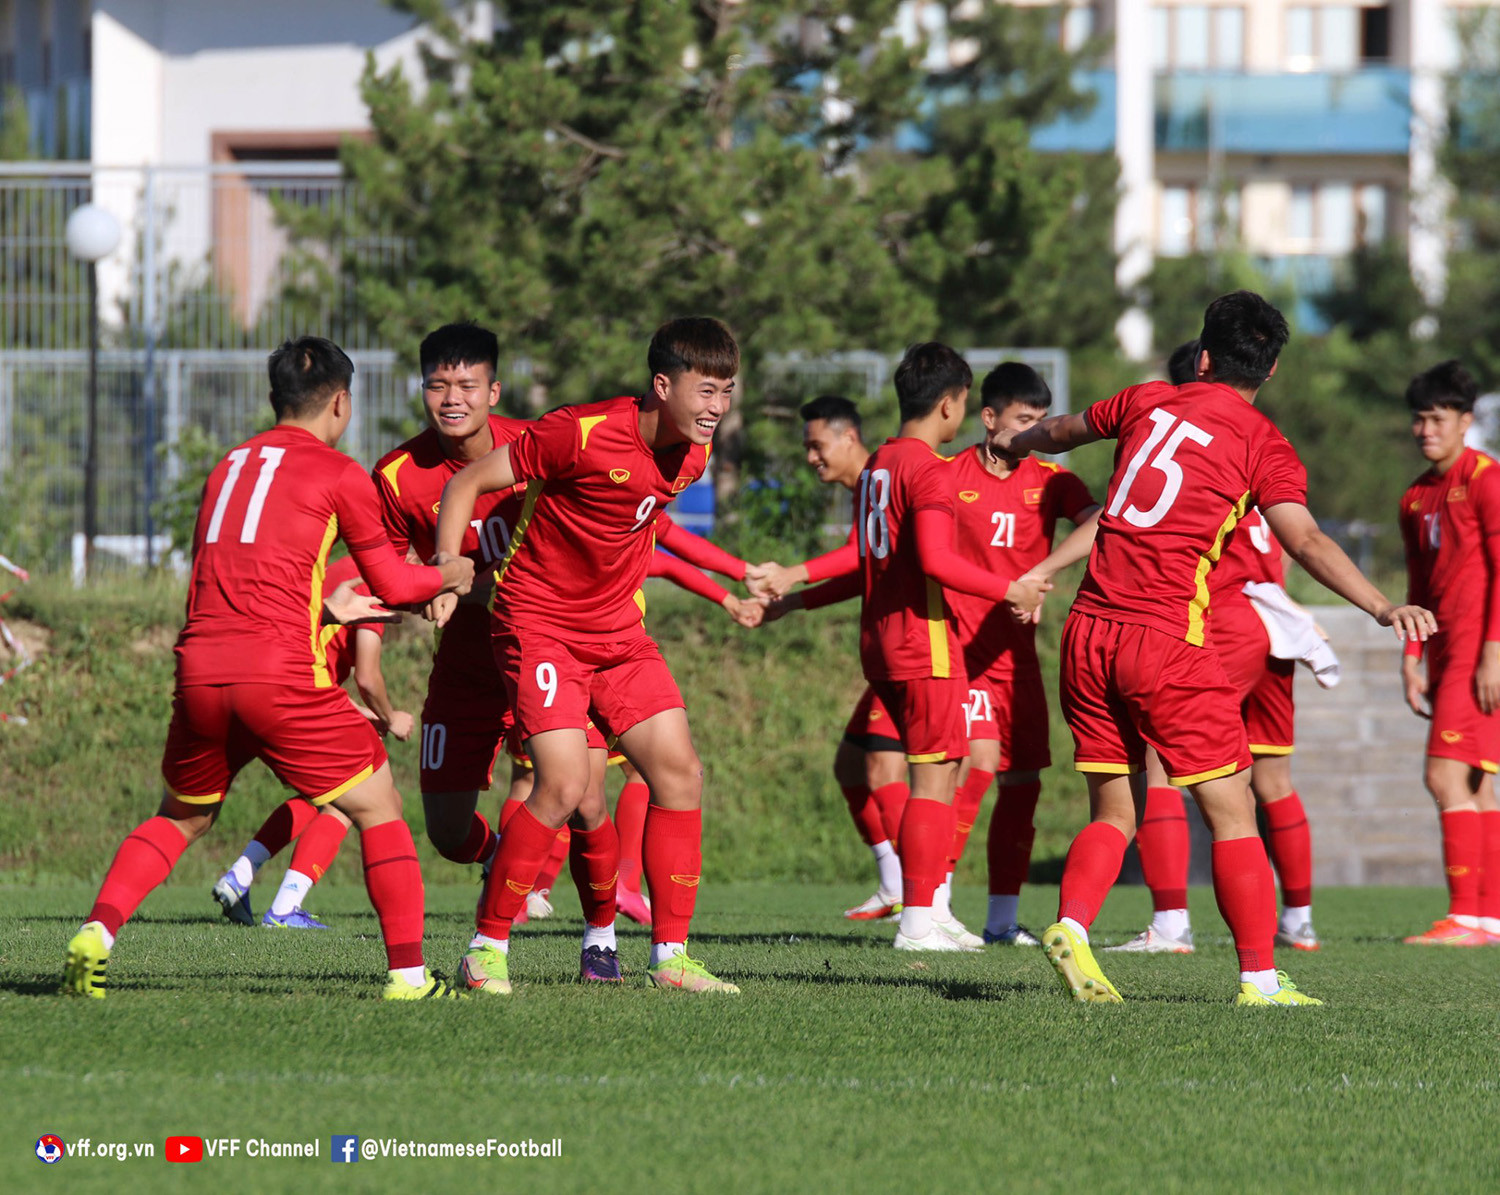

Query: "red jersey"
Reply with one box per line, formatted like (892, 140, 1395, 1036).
(1401, 447, 1500, 651)
(317, 556, 388, 686)
(175, 425, 442, 688)
(856, 437, 962, 681)
(1072, 381, 1307, 647)
(495, 396, 710, 640)
(374, 415, 530, 691)
(948, 446, 1096, 678)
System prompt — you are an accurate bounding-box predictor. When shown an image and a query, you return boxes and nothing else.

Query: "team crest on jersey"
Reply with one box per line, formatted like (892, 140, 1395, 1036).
(1448, 486, 1467, 502)
(959, 490, 980, 503)
(431, 501, 441, 514)
(610, 469, 631, 484)
(1409, 499, 1422, 512)
(1440, 730, 1464, 744)
(1024, 487, 1043, 505)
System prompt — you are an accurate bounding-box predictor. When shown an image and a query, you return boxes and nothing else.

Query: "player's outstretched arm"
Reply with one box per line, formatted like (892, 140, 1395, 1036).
(654, 515, 749, 581)
(913, 508, 1050, 613)
(1263, 502, 1436, 642)
(999, 412, 1101, 458)
(764, 569, 862, 622)
(747, 540, 860, 598)
(323, 578, 398, 626)
(337, 464, 472, 604)
(435, 443, 517, 559)
(353, 627, 413, 740)
(1023, 507, 1102, 584)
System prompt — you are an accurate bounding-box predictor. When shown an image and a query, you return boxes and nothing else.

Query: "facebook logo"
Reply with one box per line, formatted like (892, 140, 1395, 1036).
(331, 1136, 360, 1163)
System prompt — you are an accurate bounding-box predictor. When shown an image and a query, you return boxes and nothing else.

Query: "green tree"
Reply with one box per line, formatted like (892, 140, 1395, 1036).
(1439, 9, 1500, 383)
(283, 1, 1117, 532)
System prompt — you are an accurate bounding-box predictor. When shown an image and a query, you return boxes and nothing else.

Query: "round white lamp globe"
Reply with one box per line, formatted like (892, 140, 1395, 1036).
(65, 203, 122, 263)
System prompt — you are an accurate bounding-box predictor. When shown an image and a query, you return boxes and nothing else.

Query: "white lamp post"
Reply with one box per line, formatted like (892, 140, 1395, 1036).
(65, 203, 122, 582)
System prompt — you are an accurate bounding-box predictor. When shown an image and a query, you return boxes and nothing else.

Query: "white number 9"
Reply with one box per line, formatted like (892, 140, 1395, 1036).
(535, 662, 558, 708)
(631, 496, 657, 532)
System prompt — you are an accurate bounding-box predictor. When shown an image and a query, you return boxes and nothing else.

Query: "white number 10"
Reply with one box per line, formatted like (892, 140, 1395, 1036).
(1107, 409, 1213, 529)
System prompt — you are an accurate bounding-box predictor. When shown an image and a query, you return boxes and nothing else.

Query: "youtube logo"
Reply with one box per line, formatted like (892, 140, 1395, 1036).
(165, 1136, 204, 1163)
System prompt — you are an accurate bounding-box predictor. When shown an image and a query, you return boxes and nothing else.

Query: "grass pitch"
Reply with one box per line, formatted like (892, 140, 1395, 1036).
(3, 882, 1497, 1193)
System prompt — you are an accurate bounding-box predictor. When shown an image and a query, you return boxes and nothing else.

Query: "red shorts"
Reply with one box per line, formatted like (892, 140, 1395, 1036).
(1211, 607, 1295, 757)
(870, 677, 969, 764)
(162, 682, 386, 806)
(965, 666, 1052, 773)
(842, 686, 904, 753)
(1061, 613, 1250, 786)
(419, 683, 508, 794)
(494, 630, 683, 742)
(1427, 645, 1500, 773)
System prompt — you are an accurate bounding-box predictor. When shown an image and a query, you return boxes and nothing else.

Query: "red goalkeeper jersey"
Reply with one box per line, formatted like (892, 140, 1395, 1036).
(857, 437, 962, 681)
(1401, 446, 1500, 652)
(175, 425, 442, 688)
(1072, 380, 1307, 647)
(948, 446, 1096, 679)
(494, 396, 710, 640)
(374, 415, 530, 691)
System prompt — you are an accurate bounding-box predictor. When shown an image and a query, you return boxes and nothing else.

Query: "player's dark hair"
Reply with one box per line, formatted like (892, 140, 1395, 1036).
(648, 316, 740, 381)
(420, 322, 499, 382)
(1197, 291, 1289, 389)
(267, 336, 354, 420)
(1167, 340, 1200, 385)
(894, 342, 973, 422)
(799, 394, 862, 433)
(1406, 359, 1478, 415)
(979, 361, 1051, 412)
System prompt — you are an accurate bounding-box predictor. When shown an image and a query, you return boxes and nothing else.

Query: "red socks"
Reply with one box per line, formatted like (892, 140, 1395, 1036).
(1057, 821, 1128, 927)
(89, 816, 190, 936)
(897, 798, 952, 909)
(1211, 835, 1277, 972)
(1442, 808, 1482, 918)
(1482, 809, 1500, 922)
(498, 798, 523, 832)
(1136, 786, 1190, 910)
(359, 820, 425, 971)
(949, 770, 994, 870)
(435, 812, 496, 866)
(615, 780, 650, 892)
(250, 799, 318, 859)
(568, 820, 620, 928)
(475, 803, 556, 940)
(841, 784, 887, 847)
(987, 779, 1041, 895)
(535, 826, 571, 892)
(1262, 791, 1313, 908)
(870, 781, 909, 847)
(643, 805, 702, 943)
(288, 811, 349, 882)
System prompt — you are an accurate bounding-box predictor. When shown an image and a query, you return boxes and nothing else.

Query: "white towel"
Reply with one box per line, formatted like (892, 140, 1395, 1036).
(1243, 582, 1342, 689)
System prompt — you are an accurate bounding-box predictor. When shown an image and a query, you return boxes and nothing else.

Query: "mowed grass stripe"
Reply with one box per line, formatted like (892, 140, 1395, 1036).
(3, 884, 1498, 1194)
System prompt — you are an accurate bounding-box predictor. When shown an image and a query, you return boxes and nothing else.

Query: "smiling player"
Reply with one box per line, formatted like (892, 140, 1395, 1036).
(435, 317, 741, 994)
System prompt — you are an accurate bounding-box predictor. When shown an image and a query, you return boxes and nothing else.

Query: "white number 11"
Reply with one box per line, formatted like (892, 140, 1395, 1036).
(205, 446, 287, 545)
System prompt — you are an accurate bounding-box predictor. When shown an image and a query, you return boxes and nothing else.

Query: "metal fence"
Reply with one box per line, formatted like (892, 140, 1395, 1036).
(0, 160, 395, 352)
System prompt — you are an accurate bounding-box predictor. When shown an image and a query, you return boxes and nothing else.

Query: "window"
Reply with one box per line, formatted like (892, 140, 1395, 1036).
(1153, 5, 1245, 71)
(1284, 183, 1391, 252)
(1158, 185, 1241, 255)
(1287, 186, 1315, 245)
(1285, 6, 1366, 71)
(1360, 6, 1390, 63)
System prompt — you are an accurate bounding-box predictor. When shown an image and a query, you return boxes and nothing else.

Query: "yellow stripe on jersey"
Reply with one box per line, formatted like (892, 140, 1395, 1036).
(1185, 492, 1250, 647)
(925, 578, 950, 678)
(377, 452, 410, 498)
(579, 415, 608, 451)
(307, 516, 341, 689)
(490, 481, 543, 603)
(311, 764, 375, 807)
(1475, 453, 1495, 477)
(1036, 460, 1060, 473)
